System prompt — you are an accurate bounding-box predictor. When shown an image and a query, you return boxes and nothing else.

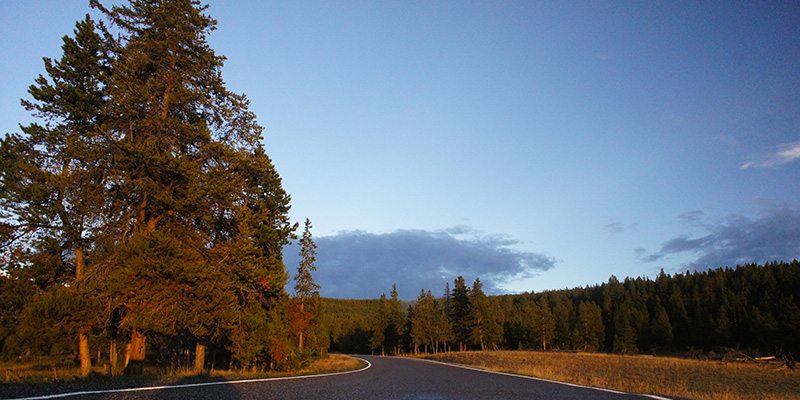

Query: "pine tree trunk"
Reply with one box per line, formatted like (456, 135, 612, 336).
(195, 343, 206, 373)
(75, 247, 85, 281)
(123, 344, 129, 369)
(298, 302, 305, 349)
(543, 333, 547, 351)
(110, 340, 118, 375)
(79, 332, 91, 377)
(75, 248, 92, 377)
(124, 329, 146, 375)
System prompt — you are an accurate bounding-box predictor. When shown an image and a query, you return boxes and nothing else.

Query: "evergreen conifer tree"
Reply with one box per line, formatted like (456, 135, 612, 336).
(370, 293, 388, 355)
(292, 218, 321, 351)
(410, 289, 449, 353)
(370, 285, 405, 355)
(386, 284, 405, 354)
(449, 276, 472, 351)
(536, 297, 557, 351)
(468, 278, 503, 350)
(0, 14, 112, 377)
(410, 290, 434, 353)
(577, 301, 605, 352)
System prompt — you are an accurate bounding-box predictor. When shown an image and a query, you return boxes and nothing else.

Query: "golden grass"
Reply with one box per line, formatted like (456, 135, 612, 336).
(304, 353, 363, 374)
(422, 351, 800, 400)
(0, 358, 82, 383)
(0, 354, 362, 384)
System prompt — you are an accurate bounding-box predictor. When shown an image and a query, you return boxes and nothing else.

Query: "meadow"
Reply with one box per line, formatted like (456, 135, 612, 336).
(423, 350, 800, 400)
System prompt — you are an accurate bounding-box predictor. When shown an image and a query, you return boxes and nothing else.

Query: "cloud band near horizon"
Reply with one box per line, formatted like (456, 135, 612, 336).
(282, 227, 557, 299)
(640, 205, 800, 271)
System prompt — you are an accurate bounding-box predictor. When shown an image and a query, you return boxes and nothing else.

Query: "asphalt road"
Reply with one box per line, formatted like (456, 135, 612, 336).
(2, 355, 672, 400)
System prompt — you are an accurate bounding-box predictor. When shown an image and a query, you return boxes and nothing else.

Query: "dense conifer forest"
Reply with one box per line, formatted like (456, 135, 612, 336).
(322, 261, 800, 358)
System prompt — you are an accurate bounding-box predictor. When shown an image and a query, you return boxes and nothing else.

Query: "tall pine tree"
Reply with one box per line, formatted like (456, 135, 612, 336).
(0, 14, 112, 377)
(577, 301, 605, 352)
(449, 276, 472, 351)
(292, 218, 321, 351)
(468, 278, 503, 351)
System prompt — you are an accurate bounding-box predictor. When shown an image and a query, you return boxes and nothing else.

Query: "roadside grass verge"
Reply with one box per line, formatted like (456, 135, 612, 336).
(0, 354, 361, 384)
(300, 353, 363, 375)
(421, 350, 800, 400)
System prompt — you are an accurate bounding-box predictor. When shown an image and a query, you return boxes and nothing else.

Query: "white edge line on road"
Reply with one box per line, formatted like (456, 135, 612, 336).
(411, 357, 673, 400)
(3, 357, 372, 400)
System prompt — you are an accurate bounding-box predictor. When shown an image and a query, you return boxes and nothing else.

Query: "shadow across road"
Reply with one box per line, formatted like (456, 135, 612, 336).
(0, 375, 242, 400)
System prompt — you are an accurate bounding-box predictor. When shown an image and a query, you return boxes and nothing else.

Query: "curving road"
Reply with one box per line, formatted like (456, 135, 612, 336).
(3, 355, 674, 400)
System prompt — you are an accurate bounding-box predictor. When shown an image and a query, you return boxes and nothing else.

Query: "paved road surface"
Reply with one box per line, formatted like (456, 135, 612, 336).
(2, 355, 673, 400)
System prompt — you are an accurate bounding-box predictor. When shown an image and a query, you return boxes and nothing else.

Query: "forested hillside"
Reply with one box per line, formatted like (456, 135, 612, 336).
(322, 298, 381, 354)
(323, 261, 800, 357)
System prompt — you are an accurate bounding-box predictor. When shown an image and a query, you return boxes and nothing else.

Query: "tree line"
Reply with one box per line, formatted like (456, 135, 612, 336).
(0, 0, 322, 375)
(323, 261, 800, 357)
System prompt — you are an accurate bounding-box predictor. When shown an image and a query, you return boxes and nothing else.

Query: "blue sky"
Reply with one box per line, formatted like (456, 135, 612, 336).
(2, 1, 799, 299)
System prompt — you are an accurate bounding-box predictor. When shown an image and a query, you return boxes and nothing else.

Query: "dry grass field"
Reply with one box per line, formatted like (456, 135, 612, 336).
(423, 351, 800, 400)
(0, 354, 362, 384)
(305, 353, 363, 374)
(206, 353, 363, 379)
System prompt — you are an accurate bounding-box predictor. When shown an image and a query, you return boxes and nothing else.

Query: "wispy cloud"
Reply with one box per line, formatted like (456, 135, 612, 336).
(741, 141, 800, 169)
(604, 221, 626, 235)
(283, 227, 557, 299)
(604, 219, 638, 236)
(677, 210, 705, 226)
(641, 206, 800, 271)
